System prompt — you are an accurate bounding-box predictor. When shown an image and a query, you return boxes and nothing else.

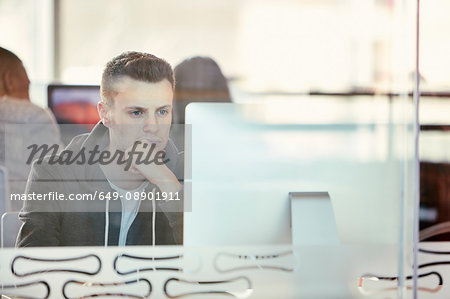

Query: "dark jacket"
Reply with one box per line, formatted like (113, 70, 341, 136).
(16, 123, 183, 247)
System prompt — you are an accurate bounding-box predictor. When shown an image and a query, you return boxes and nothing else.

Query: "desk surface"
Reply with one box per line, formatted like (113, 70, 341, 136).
(0, 243, 448, 299)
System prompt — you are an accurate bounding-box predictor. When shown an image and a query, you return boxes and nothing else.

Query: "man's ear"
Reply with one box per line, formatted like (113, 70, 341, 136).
(98, 101, 112, 127)
(3, 70, 14, 94)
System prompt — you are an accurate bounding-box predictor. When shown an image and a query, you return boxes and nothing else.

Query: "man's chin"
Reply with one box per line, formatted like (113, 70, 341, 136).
(126, 168, 146, 179)
(108, 168, 146, 182)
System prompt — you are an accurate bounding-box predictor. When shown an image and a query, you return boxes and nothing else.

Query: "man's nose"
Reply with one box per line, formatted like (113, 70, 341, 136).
(143, 114, 158, 133)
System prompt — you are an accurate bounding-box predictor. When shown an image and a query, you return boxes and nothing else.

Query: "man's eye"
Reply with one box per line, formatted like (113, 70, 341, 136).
(130, 110, 143, 117)
(157, 109, 169, 116)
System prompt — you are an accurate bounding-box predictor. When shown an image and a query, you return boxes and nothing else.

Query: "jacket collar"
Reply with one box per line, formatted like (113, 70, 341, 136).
(74, 122, 179, 191)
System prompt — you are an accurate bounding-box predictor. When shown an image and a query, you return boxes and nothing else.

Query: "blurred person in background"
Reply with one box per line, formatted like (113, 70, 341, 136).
(0, 46, 62, 212)
(173, 56, 231, 125)
(172, 56, 232, 151)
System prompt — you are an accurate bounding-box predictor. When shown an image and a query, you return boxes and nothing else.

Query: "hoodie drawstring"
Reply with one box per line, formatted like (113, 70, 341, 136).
(151, 187, 156, 247)
(104, 198, 110, 247)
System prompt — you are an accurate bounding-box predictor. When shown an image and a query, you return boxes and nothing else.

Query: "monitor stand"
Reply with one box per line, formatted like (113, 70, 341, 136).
(290, 192, 340, 246)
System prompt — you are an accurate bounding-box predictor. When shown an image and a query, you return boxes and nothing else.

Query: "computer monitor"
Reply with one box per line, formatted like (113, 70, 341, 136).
(47, 84, 101, 129)
(48, 84, 101, 144)
(183, 102, 403, 246)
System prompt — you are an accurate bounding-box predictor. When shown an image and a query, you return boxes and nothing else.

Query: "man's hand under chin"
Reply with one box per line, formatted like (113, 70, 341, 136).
(125, 140, 182, 193)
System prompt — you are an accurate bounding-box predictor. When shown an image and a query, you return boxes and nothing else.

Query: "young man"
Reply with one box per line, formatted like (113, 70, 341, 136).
(17, 51, 183, 247)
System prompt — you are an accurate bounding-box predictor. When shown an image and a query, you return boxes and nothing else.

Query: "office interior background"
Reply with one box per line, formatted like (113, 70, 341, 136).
(2, 0, 448, 230)
(1, 0, 450, 298)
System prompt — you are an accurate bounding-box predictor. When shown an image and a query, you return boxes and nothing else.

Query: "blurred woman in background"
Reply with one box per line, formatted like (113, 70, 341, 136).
(173, 56, 231, 125)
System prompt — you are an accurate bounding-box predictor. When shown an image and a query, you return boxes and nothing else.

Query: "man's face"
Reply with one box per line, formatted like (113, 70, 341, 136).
(101, 77, 173, 151)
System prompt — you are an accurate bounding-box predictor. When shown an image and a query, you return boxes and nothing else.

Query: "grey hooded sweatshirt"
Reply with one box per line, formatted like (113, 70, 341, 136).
(16, 122, 183, 247)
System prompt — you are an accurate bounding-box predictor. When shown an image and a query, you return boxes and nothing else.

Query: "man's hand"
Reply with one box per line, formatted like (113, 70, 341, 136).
(125, 140, 182, 193)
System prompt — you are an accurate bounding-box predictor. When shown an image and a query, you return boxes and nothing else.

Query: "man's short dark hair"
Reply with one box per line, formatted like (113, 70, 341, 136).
(101, 51, 175, 105)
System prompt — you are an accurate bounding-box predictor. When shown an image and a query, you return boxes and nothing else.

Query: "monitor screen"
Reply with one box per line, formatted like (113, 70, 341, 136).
(47, 84, 101, 130)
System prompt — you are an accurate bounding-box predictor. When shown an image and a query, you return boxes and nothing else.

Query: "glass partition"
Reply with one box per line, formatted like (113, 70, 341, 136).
(183, 96, 416, 297)
(0, 0, 422, 298)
